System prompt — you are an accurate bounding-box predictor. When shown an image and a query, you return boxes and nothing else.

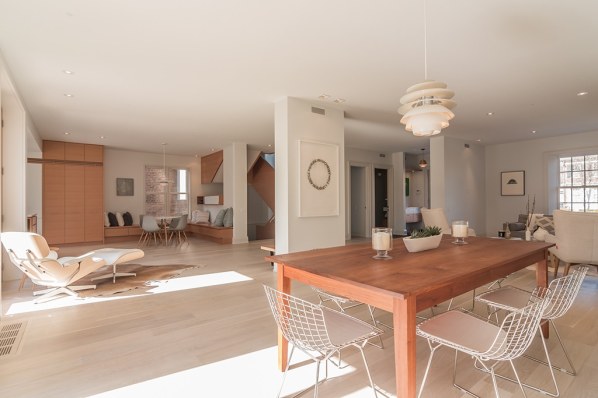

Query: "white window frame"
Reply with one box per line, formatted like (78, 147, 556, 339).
(558, 154, 598, 212)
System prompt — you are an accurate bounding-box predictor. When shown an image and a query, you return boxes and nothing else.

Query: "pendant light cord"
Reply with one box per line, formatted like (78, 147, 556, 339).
(424, 0, 428, 80)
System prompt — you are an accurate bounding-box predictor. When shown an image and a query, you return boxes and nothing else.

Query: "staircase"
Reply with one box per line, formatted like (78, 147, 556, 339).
(248, 153, 275, 239)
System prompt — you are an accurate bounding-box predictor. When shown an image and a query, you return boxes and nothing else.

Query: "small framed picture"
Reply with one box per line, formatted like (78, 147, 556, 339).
(501, 171, 525, 196)
(116, 178, 134, 196)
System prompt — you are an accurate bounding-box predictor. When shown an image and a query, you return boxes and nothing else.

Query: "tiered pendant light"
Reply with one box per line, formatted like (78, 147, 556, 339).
(398, 1, 456, 136)
(418, 148, 428, 168)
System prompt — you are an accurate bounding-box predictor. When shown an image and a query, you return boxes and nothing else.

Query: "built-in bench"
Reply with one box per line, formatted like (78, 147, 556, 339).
(186, 223, 232, 244)
(104, 225, 142, 241)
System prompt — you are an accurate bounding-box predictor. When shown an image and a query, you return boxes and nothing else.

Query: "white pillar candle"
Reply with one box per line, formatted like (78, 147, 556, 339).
(372, 232, 390, 250)
(452, 224, 468, 238)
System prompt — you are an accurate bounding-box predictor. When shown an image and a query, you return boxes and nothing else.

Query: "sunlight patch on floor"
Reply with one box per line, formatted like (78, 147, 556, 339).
(88, 346, 375, 398)
(145, 271, 252, 293)
(6, 271, 253, 316)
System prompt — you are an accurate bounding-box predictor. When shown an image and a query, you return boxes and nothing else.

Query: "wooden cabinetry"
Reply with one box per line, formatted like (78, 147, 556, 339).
(43, 163, 65, 244)
(64, 164, 85, 243)
(201, 150, 223, 183)
(84, 165, 104, 242)
(197, 195, 224, 205)
(42, 140, 104, 245)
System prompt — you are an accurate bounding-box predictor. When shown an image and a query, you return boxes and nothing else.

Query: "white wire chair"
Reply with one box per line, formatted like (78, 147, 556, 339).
(416, 287, 550, 398)
(264, 285, 383, 398)
(311, 287, 384, 349)
(475, 265, 588, 396)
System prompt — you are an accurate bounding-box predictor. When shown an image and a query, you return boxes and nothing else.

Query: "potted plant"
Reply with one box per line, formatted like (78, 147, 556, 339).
(403, 226, 443, 253)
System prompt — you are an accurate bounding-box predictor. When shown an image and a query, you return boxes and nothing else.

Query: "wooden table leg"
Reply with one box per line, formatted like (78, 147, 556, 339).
(536, 256, 550, 338)
(394, 295, 417, 398)
(277, 264, 290, 371)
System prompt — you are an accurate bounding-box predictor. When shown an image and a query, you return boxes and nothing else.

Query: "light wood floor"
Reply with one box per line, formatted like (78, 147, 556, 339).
(1, 237, 597, 398)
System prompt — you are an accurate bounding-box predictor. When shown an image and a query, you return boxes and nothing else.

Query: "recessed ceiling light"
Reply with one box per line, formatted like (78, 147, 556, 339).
(211, 148, 215, 152)
(64, 132, 70, 135)
(577, 91, 589, 96)
(99, 136, 104, 139)
(531, 130, 537, 134)
(64, 93, 74, 97)
(63, 70, 74, 75)
(487, 112, 494, 116)
(318, 94, 331, 100)
(334, 98, 346, 104)
(194, 154, 199, 158)
(476, 139, 482, 142)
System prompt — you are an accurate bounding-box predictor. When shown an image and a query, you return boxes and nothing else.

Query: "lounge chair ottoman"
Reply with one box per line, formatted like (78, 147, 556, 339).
(90, 248, 145, 283)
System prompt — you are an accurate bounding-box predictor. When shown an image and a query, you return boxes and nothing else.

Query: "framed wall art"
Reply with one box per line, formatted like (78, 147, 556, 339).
(116, 178, 134, 196)
(500, 171, 525, 196)
(298, 140, 339, 217)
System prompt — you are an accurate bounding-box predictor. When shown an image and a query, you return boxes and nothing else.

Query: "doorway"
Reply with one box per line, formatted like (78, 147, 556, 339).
(350, 165, 367, 238)
(374, 168, 388, 228)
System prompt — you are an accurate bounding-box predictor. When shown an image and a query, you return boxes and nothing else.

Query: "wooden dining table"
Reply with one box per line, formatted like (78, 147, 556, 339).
(267, 235, 554, 398)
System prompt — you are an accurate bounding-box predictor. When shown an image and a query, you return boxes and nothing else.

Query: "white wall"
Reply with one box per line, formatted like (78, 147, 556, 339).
(275, 97, 345, 254)
(485, 130, 598, 236)
(345, 147, 393, 165)
(104, 148, 200, 224)
(26, 163, 42, 230)
(1, 58, 29, 283)
(430, 136, 486, 234)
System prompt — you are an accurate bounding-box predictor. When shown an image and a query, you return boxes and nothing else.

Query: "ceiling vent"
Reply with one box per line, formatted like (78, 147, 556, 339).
(311, 107, 326, 115)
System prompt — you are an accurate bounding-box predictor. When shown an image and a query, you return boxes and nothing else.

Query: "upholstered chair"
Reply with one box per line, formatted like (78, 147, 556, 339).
(421, 207, 476, 236)
(550, 209, 598, 277)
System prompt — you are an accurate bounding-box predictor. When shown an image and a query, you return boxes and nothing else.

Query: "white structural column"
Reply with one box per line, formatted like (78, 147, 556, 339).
(429, 135, 486, 234)
(224, 143, 249, 244)
(392, 152, 406, 235)
(274, 97, 345, 255)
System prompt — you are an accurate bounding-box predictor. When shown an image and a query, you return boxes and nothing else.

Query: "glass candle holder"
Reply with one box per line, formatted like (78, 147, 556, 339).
(452, 220, 469, 245)
(372, 227, 393, 259)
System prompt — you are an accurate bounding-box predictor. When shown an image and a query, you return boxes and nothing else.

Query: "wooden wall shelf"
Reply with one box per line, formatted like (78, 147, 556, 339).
(197, 195, 223, 205)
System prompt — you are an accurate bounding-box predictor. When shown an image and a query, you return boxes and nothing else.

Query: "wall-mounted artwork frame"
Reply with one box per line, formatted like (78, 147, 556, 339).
(298, 140, 339, 217)
(116, 178, 134, 196)
(500, 171, 525, 196)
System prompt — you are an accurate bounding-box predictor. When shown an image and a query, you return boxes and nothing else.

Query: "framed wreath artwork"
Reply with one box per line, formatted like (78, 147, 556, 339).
(298, 140, 339, 217)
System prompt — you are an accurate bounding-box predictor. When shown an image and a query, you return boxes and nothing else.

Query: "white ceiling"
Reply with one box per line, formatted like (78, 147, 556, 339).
(1, 0, 597, 157)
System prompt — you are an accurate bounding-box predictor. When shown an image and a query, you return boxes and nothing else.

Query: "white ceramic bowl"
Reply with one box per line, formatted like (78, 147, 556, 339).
(402, 234, 442, 253)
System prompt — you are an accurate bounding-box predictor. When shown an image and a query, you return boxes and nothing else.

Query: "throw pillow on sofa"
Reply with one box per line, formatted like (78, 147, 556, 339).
(123, 212, 133, 226)
(223, 207, 233, 227)
(107, 212, 118, 227)
(535, 216, 555, 235)
(213, 208, 227, 227)
(116, 212, 125, 226)
(104, 212, 110, 227)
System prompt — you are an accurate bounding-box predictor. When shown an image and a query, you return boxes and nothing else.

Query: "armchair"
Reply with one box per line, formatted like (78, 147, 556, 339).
(1, 232, 106, 303)
(550, 209, 598, 277)
(421, 207, 476, 236)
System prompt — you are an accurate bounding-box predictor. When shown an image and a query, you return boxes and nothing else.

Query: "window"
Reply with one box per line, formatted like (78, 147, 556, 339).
(558, 154, 598, 212)
(144, 165, 189, 216)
